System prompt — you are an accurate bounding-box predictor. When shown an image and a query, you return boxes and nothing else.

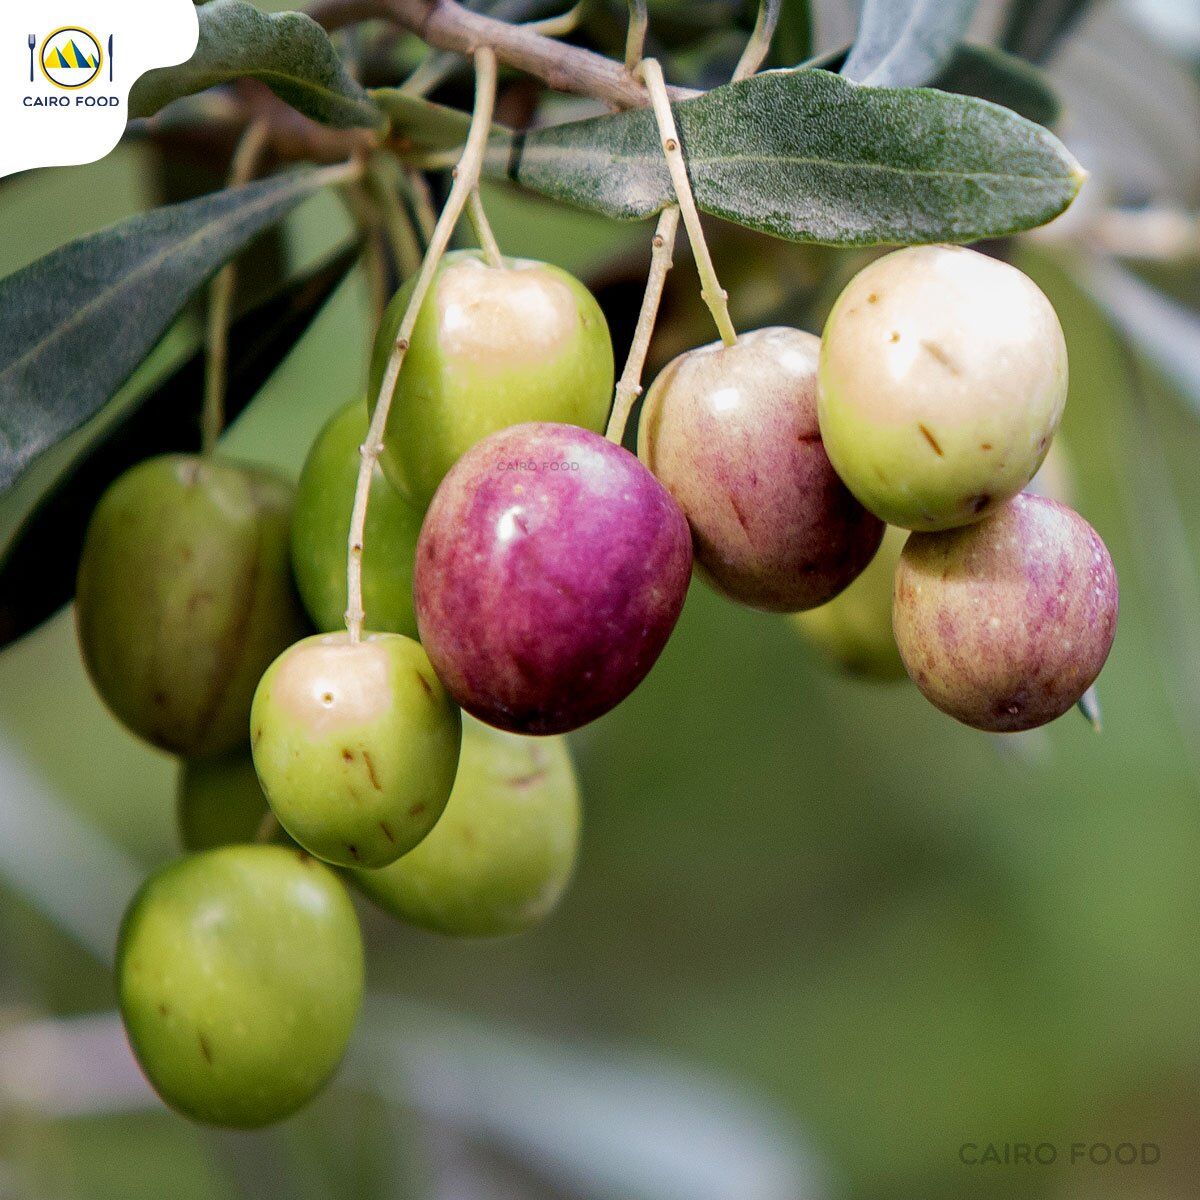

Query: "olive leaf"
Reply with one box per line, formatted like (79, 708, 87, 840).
(0, 167, 346, 494)
(842, 0, 981, 87)
(1001, 0, 1093, 63)
(0, 244, 360, 650)
(129, 0, 383, 130)
(372, 89, 475, 152)
(486, 68, 1083, 245)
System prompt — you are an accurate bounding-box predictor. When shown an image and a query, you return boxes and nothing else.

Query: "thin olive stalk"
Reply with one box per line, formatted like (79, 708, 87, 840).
(201, 119, 272, 455)
(605, 206, 680, 444)
(344, 47, 500, 643)
(637, 57, 736, 347)
(732, 0, 782, 82)
(624, 0, 648, 72)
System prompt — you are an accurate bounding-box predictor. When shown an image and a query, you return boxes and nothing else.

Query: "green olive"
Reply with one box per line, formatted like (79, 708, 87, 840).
(177, 753, 291, 852)
(369, 251, 614, 504)
(352, 718, 580, 937)
(75, 455, 307, 759)
(789, 524, 908, 680)
(291, 401, 424, 637)
(250, 632, 461, 868)
(116, 845, 364, 1128)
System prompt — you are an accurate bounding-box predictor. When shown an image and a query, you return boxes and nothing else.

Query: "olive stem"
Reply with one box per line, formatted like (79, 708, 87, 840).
(637, 58, 737, 348)
(200, 119, 272, 456)
(468, 188, 504, 267)
(624, 0, 648, 73)
(364, 156, 424, 277)
(405, 167, 438, 246)
(604, 205, 680, 444)
(345, 47, 499, 643)
(731, 0, 781, 82)
(255, 810, 282, 844)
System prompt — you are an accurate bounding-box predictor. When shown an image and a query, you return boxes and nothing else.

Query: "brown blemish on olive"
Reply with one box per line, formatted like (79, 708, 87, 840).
(918, 425, 944, 456)
(920, 340, 960, 374)
(867, 292, 879, 304)
(970, 494, 991, 514)
(341, 748, 354, 762)
(414, 672, 434, 699)
(361, 749, 382, 791)
(198, 1033, 213, 1065)
(507, 768, 548, 789)
(980, 443, 993, 451)
(347, 844, 361, 862)
(889, 331, 900, 343)
(409, 801, 426, 818)
(379, 820, 395, 843)
(157, 1002, 170, 1017)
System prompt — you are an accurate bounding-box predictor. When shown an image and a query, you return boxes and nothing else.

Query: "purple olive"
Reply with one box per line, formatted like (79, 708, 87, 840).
(414, 423, 692, 734)
(893, 493, 1118, 731)
(639, 327, 884, 611)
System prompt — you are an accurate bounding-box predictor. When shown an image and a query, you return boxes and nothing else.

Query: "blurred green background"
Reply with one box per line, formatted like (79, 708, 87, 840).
(2, 1, 1200, 1198)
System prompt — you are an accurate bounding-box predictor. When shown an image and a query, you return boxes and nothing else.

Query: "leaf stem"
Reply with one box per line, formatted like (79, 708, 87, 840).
(345, 47, 499, 643)
(637, 57, 736, 348)
(605, 205, 680, 444)
(201, 119, 272, 456)
(732, 0, 781, 82)
(468, 188, 504, 266)
(624, 0, 648, 73)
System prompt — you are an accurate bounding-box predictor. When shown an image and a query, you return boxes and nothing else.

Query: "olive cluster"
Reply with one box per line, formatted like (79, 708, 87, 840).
(75, 242, 1115, 1128)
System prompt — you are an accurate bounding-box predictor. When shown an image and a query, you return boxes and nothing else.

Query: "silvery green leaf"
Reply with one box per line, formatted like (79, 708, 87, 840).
(488, 68, 1083, 245)
(129, 0, 382, 129)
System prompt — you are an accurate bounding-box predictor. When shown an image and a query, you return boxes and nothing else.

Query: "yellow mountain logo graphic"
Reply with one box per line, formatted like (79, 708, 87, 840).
(50, 40, 97, 69)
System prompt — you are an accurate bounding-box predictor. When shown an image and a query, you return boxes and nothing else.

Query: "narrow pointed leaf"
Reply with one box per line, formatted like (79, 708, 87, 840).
(488, 68, 1083, 246)
(843, 0, 981, 87)
(0, 244, 359, 649)
(372, 88, 474, 152)
(129, 0, 383, 130)
(0, 165, 347, 494)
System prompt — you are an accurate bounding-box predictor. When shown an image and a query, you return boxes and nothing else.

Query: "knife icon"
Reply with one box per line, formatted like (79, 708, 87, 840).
(108, 34, 113, 81)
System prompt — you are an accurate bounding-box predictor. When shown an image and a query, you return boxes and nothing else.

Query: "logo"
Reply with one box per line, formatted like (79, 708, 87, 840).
(39, 27, 104, 89)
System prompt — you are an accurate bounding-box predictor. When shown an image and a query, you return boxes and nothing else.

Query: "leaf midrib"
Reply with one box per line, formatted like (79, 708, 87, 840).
(515, 142, 1071, 187)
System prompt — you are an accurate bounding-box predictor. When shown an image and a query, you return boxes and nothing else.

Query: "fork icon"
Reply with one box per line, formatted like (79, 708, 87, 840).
(28, 33, 35, 82)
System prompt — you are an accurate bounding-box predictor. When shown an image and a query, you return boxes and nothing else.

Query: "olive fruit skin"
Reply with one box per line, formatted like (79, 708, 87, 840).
(415, 423, 692, 735)
(352, 719, 580, 937)
(178, 753, 291, 852)
(251, 632, 461, 867)
(892, 494, 1118, 731)
(76, 456, 307, 759)
(116, 845, 364, 1129)
(370, 251, 615, 505)
(818, 245, 1068, 532)
(639, 327, 884, 611)
(790, 524, 908, 680)
(291, 401, 424, 637)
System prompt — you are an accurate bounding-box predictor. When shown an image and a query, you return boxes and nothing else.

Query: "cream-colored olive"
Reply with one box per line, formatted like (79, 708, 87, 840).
(818, 245, 1068, 531)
